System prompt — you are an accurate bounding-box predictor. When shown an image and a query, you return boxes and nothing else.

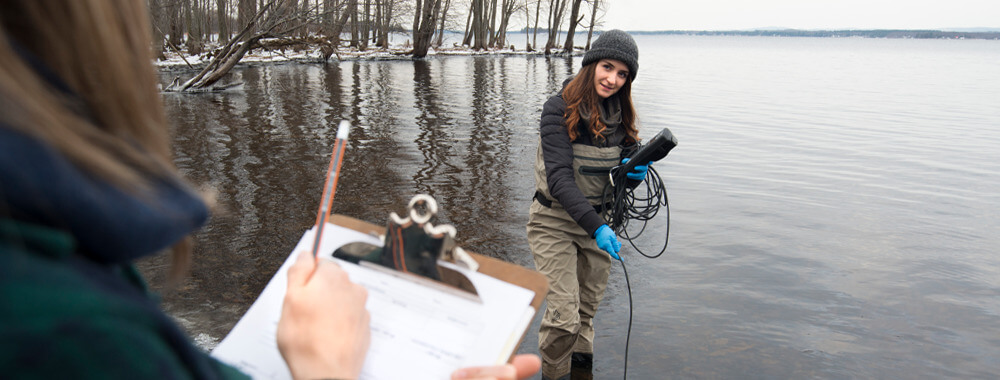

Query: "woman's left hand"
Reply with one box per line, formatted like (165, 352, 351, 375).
(621, 158, 651, 181)
(450, 354, 542, 380)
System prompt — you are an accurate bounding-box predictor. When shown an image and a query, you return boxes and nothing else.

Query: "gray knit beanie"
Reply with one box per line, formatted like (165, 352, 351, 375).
(582, 29, 639, 80)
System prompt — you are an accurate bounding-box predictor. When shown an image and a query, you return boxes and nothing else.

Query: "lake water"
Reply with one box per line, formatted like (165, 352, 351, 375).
(149, 34, 1000, 379)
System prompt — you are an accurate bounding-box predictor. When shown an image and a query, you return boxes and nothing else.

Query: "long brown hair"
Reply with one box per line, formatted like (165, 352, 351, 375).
(562, 61, 639, 143)
(0, 0, 194, 281)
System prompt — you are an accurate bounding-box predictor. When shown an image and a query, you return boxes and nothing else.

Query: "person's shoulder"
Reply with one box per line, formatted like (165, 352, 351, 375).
(542, 93, 567, 113)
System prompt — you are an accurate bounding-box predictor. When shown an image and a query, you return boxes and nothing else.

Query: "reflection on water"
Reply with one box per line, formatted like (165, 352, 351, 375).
(145, 36, 1000, 379)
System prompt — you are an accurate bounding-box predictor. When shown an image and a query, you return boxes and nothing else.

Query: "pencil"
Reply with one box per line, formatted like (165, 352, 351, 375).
(312, 120, 351, 261)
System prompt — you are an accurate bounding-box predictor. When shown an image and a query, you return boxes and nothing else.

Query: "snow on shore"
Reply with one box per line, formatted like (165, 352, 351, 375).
(154, 33, 576, 69)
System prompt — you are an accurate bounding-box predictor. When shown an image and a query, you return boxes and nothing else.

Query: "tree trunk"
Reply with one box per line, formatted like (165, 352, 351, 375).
(217, 0, 230, 44)
(523, 0, 531, 50)
(363, 0, 372, 50)
(150, 0, 167, 59)
(585, 0, 598, 49)
(462, 0, 473, 46)
(412, 0, 422, 34)
(168, 0, 184, 48)
(496, 0, 516, 49)
(373, 0, 383, 46)
(412, 0, 442, 57)
(380, 0, 393, 49)
(349, 0, 359, 48)
(486, 0, 496, 47)
(561, 0, 582, 53)
(544, 0, 567, 54)
(322, 0, 336, 36)
(238, 0, 256, 35)
(434, 0, 451, 47)
(329, 0, 355, 47)
(473, 0, 487, 49)
(186, 0, 206, 55)
(531, 0, 541, 51)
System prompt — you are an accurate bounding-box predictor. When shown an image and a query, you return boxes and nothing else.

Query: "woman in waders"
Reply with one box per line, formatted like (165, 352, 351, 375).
(527, 30, 649, 380)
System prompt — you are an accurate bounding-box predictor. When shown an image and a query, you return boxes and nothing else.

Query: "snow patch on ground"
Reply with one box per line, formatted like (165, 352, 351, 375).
(155, 36, 578, 69)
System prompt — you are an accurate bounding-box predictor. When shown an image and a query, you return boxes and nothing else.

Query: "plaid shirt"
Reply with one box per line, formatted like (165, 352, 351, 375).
(0, 219, 250, 379)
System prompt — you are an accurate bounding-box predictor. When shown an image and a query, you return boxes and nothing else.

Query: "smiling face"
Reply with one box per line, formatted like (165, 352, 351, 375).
(593, 59, 630, 99)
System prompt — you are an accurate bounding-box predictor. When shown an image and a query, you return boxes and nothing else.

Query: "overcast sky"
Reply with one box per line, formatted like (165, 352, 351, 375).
(601, 0, 1000, 31)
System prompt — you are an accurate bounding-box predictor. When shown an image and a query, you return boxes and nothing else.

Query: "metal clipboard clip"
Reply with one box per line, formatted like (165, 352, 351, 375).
(333, 194, 481, 298)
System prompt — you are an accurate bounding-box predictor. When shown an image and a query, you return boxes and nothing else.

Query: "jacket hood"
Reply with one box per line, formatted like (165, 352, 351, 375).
(0, 127, 208, 264)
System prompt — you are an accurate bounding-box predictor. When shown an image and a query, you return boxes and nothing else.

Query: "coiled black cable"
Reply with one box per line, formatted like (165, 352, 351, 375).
(601, 165, 671, 257)
(601, 165, 671, 379)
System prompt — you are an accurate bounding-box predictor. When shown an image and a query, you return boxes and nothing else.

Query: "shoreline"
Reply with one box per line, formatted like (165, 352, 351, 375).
(155, 39, 580, 72)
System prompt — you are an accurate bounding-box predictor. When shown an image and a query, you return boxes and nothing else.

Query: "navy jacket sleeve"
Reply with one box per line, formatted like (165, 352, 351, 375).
(539, 95, 607, 237)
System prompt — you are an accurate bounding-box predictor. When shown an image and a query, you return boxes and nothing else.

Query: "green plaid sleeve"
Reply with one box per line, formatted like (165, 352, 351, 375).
(1, 221, 250, 380)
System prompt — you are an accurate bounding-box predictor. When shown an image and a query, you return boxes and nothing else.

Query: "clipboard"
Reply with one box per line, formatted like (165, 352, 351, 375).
(212, 211, 548, 380)
(329, 213, 548, 316)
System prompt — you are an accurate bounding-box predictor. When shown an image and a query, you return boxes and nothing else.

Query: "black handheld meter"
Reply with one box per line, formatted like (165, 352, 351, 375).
(621, 127, 677, 173)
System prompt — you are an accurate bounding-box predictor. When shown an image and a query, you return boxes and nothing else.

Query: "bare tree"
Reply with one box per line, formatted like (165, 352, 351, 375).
(494, 0, 519, 48)
(461, 0, 474, 46)
(167, 0, 184, 48)
(523, 0, 531, 50)
(531, 0, 542, 50)
(544, 0, 568, 54)
(217, 0, 231, 44)
(561, 0, 582, 53)
(329, 0, 356, 48)
(434, 0, 452, 47)
(584, 0, 601, 49)
(367, 0, 375, 50)
(238, 0, 256, 34)
(412, 0, 443, 57)
(185, 0, 205, 55)
(373, 0, 385, 47)
(486, 0, 497, 47)
(374, 0, 397, 49)
(149, 0, 168, 59)
(166, 0, 332, 92)
(349, 0, 359, 48)
(465, 0, 488, 49)
(322, 0, 338, 36)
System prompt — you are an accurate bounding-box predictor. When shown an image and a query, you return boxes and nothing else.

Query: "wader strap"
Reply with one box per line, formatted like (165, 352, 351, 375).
(534, 191, 554, 208)
(534, 191, 610, 214)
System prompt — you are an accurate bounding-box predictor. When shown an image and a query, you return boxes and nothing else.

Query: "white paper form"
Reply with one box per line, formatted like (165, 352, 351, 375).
(211, 223, 536, 380)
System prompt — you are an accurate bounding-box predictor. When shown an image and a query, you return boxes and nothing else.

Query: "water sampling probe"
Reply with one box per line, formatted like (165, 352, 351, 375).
(601, 127, 677, 378)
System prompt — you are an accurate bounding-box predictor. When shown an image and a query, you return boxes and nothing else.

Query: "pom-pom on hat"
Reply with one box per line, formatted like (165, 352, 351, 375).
(582, 29, 639, 80)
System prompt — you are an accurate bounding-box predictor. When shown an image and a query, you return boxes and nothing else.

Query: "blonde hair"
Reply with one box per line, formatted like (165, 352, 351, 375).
(0, 0, 192, 281)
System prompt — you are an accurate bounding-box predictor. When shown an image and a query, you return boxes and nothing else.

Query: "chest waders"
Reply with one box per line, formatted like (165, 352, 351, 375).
(527, 141, 621, 380)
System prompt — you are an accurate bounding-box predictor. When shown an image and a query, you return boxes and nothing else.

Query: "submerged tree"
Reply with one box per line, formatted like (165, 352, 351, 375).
(165, 0, 330, 92)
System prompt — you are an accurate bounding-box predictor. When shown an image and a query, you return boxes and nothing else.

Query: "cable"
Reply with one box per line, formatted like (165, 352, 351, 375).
(601, 166, 671, 258)
(621, 257, 633, 380)
(602, 165, 671, 378)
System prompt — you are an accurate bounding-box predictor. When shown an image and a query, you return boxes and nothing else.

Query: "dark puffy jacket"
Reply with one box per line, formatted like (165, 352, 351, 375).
(537, 92, 627, 237)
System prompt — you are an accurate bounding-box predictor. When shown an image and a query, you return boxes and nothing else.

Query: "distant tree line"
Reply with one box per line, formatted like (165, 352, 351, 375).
(634, 29, 1000, 40)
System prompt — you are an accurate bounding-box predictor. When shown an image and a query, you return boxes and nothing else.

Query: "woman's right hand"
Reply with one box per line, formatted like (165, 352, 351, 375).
(594, 224, 621, 260)
(277, 251, 371, 380)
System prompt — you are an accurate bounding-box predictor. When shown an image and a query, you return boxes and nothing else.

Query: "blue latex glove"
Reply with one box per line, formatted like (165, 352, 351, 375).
(594, 224, 621, 260)
(621, 158, 651, 181)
